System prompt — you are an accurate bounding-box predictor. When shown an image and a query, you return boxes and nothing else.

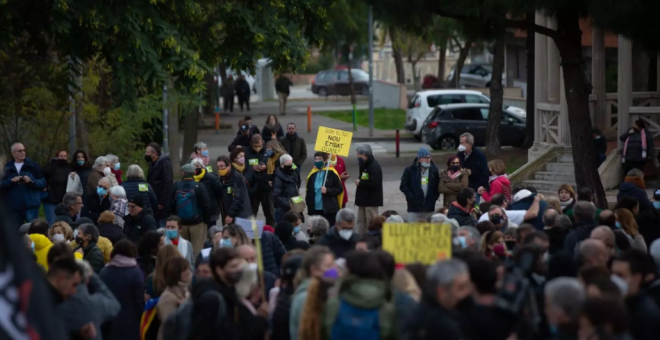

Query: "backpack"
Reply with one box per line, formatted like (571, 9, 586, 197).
(330, 299, 381, 340)
(175, 183, 199, 220)
(162, 290, 226, 340)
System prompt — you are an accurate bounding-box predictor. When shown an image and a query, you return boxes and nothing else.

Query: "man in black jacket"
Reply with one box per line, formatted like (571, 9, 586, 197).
(228, 124, 252, 152)
(192, 158, 223, 227)
(82, 177, 111, 223)
(316, 208, 358, 258)
(457, 132, 489, 202)
(55, 192, 83, 225)
(123, 195, 158, 243)
(564, 202, 597, 257)
(216, 155, 253, 225)
(145, 142, 173, 227)
(355, 144, 383, 235)
(168, 164, 212, 257)
(235, 75, 251, 112)
(447, 188, 478, 227)
(399, 147, 440, 222)
(244, 134, 276, 226)
(637, 189, 660, 248)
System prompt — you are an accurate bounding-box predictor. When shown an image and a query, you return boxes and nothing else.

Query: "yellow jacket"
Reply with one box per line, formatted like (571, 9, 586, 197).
(29, 234, 53, 271)
(70, 236, 113, 263)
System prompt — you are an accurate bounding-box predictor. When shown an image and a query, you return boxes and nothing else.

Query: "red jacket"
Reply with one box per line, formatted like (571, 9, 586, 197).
(332, 156, 349, 207)
(481, 175, 511, 203)
(111, 168, 123, 185)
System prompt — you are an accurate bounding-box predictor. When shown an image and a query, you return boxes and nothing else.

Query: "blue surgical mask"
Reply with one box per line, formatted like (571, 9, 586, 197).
(293, 227, 300, 234)
(114, 163, 121, 171)
(654, 201, 660, 210)
(266, 150, 274, 157)
(220, 238, 233, 248)
(166, 230, 178, 239)
(77, 160, 84, 166)
(97, 187, 107, 196)
(31, 241, 35, 252)
(615, 221, 622, 229)
(201, 150, 209, 157)
(421, 162, 430, 168)
(456, 236, 467, 249)
(314, 161, 324, 169)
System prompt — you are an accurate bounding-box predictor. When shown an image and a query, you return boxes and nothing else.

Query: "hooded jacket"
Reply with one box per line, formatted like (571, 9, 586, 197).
(399, 158, 440, 213)
(355, 155, 384, 207)
(315, 227, 358, 259)
(617, 178, 653, 213)
(447, 201, 478, 227)
(260, 231, 287, 276)
(147, 154, 173, 220)
(219, 168, 253, 220)
(1, 157, 47, 210)
(123, 210, 158, 243)
(321, 275, 396, 340)
(438, 169, 469, 207)
(29, 234, 53, 270)
(43, 159, 72, 204)
(194, 168, 223, 217)
(279, 134, 307, 167)
(121, 178, 159, 214)
(273, 167, 302, 213)
(100, 263, 145, 340)
(481, 175, 512, 203)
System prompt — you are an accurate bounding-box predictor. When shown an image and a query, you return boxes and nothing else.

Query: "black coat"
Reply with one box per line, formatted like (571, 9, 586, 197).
(167, 178, 212, 225)
(100, 265, 145, 340)
(274, 222, 310, 251)
(618, 182, 653, 213)
(75, 168, 92, 194)
(594, 136, 607, 155)
(121, 178, 159, 215)
(563, 221, 597, 257)
(219, 168, 253, 220)
(197, 169, 223, 216)
(236, 166, 258, 196)
(147, 154, 173, 220)
(620, 129, 654, 163)
(273, 168, 302, 213)
(260, 231, 287, 277)
(457, 148, 490, 191)
(43, 159, 71, 204)
(305, 170, 343, 216)
(626, 292, 660, 340)
(123, 210, 158, 244)
(403, 296, 465, 340)
(637, 207, 660, 249)
(82, 193, 111, 223)
(137, 256, 156, 279)
(55, 203, 77, 224)
(98, 223, 127, 245)
(447, 203, 477, 227)
(399, 159, 440, 213)
(315, 227, 358, 259)
(355, 155, 383, 207)
(261, 124, 284, 142)
(244, 146, 272, 192)
(234, 79, 251, 98)
(545, 227, 568, 255)
(228, 134, 252, 152)
(271, 289, 294, 340)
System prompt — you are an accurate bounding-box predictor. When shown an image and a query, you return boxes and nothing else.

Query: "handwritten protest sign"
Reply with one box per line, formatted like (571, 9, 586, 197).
(235, 217, 264, 239)
(382, 223, 452, 264)
(314, 126, 353, 157)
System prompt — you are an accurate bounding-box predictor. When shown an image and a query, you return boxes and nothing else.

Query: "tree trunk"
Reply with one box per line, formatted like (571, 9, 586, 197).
(556, 10, 607, 208)
(485, 34, 505, 157)
(168, 99, 181, 168)
(454, 40, 472, 88)
(389, 27, 405, 84)
(218, 62, 227, 83)
(649, 51, 658, 92)
(76, 64, 89, 156)
(437, 39, 447, 82)
(348, 65, 356, 105)
(182, 107, 198, 166)
(203, 72, 216, 116)
(523, 9, 536, 149)
(411, 61, 421, 91)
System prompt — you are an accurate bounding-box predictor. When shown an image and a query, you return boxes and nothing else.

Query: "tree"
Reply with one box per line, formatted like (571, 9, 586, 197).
(393, 30, 431, 91)
(485, 34, 505, 157)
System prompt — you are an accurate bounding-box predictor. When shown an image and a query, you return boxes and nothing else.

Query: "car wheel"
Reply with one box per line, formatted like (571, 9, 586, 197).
(361, 85, 369, 95)
(318, 87, 328, 97)
(438, 135, 458, 151)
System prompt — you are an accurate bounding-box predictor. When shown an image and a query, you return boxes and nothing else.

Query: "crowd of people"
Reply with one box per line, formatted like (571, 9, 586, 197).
(5, 124, 660, 340)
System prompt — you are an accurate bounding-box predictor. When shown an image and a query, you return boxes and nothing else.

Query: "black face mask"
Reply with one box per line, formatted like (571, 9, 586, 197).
(505, 240, 516, 251)
(449, 165, 460, 172)
(283, 165, 293, 173)
(455, 295, 475, 312)
(489, 215, 504, 225)
(225, 270, 243, 285)
(358, 157, 365, 166)
(144, 155, 153, 163)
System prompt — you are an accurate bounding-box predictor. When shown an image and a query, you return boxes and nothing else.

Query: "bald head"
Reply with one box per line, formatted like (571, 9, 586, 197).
(543, 208, 559, 228)
(580, 239, 609, 267)
(237, 245, 256, 264)
(591, 226, 616, 256)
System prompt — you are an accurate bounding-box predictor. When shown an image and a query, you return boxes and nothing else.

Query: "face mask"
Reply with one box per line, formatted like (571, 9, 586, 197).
(489, 215, 503, 225)
(339, 229, 353, 240)
(220, 238, 233, 248)
(314, 161, 324, 169)
(201, 150, 209, 157)
(103, 167, 112, 176)
(293, 227, 300, 234)
(548, 325, 558, 335)
(253, 146, 262, 153)
(52, 234, 65, 242)
(455, 236, 467, 249)
(421, 162, 430, 168)
(75, 236, 83, 245)
(165, 230, 178, 239)
(225, 271, 243, 284)
(357, 157, 365, 166)
(144, 155, 153, 163)
(97, 187, 108, 196)
(236, 157, 245, 165)
(455, 295, 475, 311)
(458, 145, 467, 152)
(77, 160, 84, 166)
(114, 163, 121, 171)
(449, 165, 460, 172)
(31, 242, 35, 252)
(615, 221, 622, 229)
(218, 168, 229, 177)
(324, 268, 339, 279)
(283, 165, 293, 173)
(505, 240, 516, 250)
(654, 201, 660, 210)
(266, 150, 274, 157)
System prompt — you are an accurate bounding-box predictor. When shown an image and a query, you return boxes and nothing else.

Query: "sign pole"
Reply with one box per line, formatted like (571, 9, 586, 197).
(251, 218, 266, 302)
(322, 154, 333, 187)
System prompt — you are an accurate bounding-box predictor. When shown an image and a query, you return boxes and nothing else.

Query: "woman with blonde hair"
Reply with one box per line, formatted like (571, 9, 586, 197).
(545, 196, 563, 214)
(49, 221, 73, 244)
(479, 230, 506, 260)
(478, 159, 511, 203)
(220, 224, 251, 248)
(266, 139, 288, 177)
(97, 210, 126, 245)
(615, 208, 647, 252)
(146, 244, 182, 299)
(558, 184, 576, 213)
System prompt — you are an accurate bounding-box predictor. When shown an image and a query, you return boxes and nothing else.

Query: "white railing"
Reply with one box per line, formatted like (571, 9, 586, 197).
(537, 102, 561, 144)
(630, 108, 660, 139)
(589, 92, 659, 131)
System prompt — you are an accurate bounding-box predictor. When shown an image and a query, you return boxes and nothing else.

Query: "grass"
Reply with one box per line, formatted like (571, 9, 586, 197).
(316, 108, 405, 130)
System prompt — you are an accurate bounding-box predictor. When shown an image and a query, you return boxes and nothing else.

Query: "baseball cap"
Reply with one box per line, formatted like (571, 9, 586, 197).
(129, 195, 144, 208)
(240, 124, 249, 132)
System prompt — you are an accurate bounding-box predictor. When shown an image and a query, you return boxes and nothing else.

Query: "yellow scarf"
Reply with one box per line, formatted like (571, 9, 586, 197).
(232, 162, 245, 173)
(306, 166, 344, 209)
(193, 168, 205, 182)
(267, 153, 281, 175)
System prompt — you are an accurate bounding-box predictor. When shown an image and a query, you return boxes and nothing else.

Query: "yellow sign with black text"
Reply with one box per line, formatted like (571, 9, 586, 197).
(314, 126, 353, 157)
(382, 223, 452, 264)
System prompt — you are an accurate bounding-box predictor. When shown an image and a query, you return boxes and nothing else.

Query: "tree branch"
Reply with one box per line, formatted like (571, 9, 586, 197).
(431, 9, 559, 40)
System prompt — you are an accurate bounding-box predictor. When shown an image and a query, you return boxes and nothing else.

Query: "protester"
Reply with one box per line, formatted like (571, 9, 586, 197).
(306, 152, 344, 226)
(82, 177, 111, 222)
(122, 164, 159, 215)
(236, 244, 278, 300)
(103, 154, 122, 184)
(479, 230, 506, 260)
(274, 221, 310, 251)
(43, 150, 71, 225)
(168, 163, 212, 257)
(618, 168, 653, 212)
(146, 244, 183, 299)
(593, 127, 607, 167)
(229, 148, 257, 200)
(271, 254, 304, 340)
(100, 240, 145, 340)
(245, 134, 277, 226)
(29, 224, 54, 270)
(97, 211, 126, 245)
(565, 187, 603, 224)
(280, 123, 307, 168)
(456, 133, 489, 200)
(620, 118, 654, 173)
(222, 75, 235, 112)
(275, 74, 293, 115)
(164, 216, 195, 268)
(307, 215, 330, 245)
(258, 228, 287, 277)
(229, 124, 254, 152)
(86, 156, 110, 195)
(189, 141, 210, 167)
(487, 205, 518, 231)
(156, 257, 192, 340)
(564, 202, 598, 257)
(400, 147, 440, 222)
(75, 223, 105, 274)
(261, 114, 284, 142)
(447, 188, 478, 227)
(439, 155, 469, 207)
(108, 186, 129, 226)
(235, 75, 251, 112)
(282, 211, 308, 242)
(590, 226, 617, 259)
(273, 154, 302, 222)
(541, 208, 566, 255)
(123, 195, 158, 243)
(315, 208, 359, 258)
(354, 144, 383, 234)
(145, 142, 173, 226)
(137, 230, 164, 279)
(510, 190, 547, 231)
(46, 257, 90, 338)
(54, 192, 83, 225)
(637, 189, 660, 248)
(50, 221, 74, 244)
(615, 208, 647, 252)
(191, 158, 222, 227)
(544, 277, 586, 340)
(479, 159, 511, 203)
(558, 183, 576, 213)
(71, 149, 93, 193)
(2, 142, 47, 223)
(578, 297, 632, 340)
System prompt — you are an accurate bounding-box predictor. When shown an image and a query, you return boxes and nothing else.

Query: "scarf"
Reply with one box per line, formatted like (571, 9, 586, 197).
(267, 153, 281, 175)
(232, 162, 245, 173)
(623, 128, 647, 163)
(624, 176, 646, 189)
(306, 166, 345, 209)
(111, 198, 128, 217)
(193, 168, 205, 182)
(560, 198, 574, 209)
(451, 201, 473, 214)
(266, 123, 281, 134)
(489, 174, 507, 184)
(107, 254, 137, 267)
(165, 236, 190, 258)
(447, 169, 462, 180)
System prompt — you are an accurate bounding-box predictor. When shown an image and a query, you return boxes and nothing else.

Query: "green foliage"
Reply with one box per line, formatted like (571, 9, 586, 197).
(318, 0, 370, 63)
(303, 53, 335, 74)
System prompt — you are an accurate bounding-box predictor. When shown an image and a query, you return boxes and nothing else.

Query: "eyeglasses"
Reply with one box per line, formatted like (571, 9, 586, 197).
(450, 162, 460, 165)
(15, 149, 26, 153)
(98, 185, 109, 190)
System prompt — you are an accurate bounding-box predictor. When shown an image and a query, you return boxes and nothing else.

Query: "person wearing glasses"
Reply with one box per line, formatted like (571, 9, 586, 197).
(82, 177, 112, 222)
(1, 142, 47, 224)
(438, 155, 469, 208)
(400, 147, 440, 222)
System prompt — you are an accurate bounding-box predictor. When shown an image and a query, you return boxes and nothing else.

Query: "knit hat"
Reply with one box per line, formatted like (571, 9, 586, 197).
(417, 147, 431, 159)
(128, 195, 144, 208)
(181, 163, 196, 174)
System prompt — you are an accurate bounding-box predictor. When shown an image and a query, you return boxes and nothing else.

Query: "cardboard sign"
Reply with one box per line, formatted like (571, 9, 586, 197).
(314, 126, 353, 157)
(382, 223, 452, 264)
(235, 217, 264, 239)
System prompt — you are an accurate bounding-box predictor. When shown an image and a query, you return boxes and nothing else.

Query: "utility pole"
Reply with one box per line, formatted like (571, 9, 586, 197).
(68, 57, 77, 155)
(368, 5, 374, 137)
(162, 85, 169, 155)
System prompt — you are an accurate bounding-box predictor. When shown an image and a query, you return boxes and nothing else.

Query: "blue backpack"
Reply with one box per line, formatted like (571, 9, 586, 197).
(330, 299, 380, 340)
(175, 184, 199, 220)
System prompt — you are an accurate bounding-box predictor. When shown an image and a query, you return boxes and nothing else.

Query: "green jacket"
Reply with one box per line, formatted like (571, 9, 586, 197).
(565, 206, 603, 224)
(83, 242, 105, 274)
(289, 278, 312, 340)
(321, 275, 397, 340)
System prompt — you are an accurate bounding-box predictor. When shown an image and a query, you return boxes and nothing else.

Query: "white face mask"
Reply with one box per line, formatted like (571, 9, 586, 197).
(103, 167, 112, 176)
(52, 234, 66, 242)
(457, 145, 467, 152)
(338, 229, 353, 240)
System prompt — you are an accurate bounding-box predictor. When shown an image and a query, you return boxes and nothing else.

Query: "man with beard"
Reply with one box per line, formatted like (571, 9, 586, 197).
(279, 123, 307, 168)
(487, 205, 518, 231)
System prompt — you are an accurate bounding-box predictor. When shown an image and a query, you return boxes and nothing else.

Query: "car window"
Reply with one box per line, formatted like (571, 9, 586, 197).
(316, 72, 326, 80)
(408, 95, 419, 109)
(338, 71, 349, 80)
(427, 94, 463, 107)
(324, 71, 337, 80)
(466, 95, 489, 104)
(480, 108, 489, 120)
(427, 108, 443, 121)
(453, 108, 484, 121)
(352, 70, 369, 79)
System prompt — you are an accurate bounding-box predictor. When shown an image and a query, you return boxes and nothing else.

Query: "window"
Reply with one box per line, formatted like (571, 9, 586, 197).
(427, 94, 463, 107)
(466, 95, 490, 104)
(427, 108, 443, 121)
(338, 71, 349, 80)
(352, 70, 369, 79)
(453, 108, 484, 121)
(316, 72, 326, 81)
(408, 95, 419, 109)
(480, 108, 489, 120)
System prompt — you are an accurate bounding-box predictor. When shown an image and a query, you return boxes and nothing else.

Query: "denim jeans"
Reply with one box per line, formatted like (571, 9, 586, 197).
(43, 203, 57, 226)
(10, 208, 40, 227)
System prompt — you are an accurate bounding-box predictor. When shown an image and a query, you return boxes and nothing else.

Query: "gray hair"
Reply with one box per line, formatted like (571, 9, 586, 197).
(558, 215, 573, 229)
(543, 208, 559, 227)
(191, 158, 205, 168)
(308, 215, 330, 235)
(429, 213, 447, 223)
(93, 156, 109, 170)
(386, 215, 405, 223)
(427, 259, 469, 288)
(76, 259, 94, 283)
(208, 225, 224, 240)
(460, 133, 474, 145)
(109, 185, 126, 198)
(98, 177, 111, 186)
(78, 223, 99, 243)
(445, 218, 460, 233)
(356, 144, 373, 156)
(458, 226, 481, 248)
(573, 201, 596, 223)
(105, 154, 119, 164)
(279, 154, 293, 165)
(627, 168, 644, 179)
(544, 277, 585, 320)
(194, 141, 207, 150)
(10, 143, 24, 152)
(126, 164, 145, 179)
(62, 192, 81, 210)
(336, 208, 356, 224)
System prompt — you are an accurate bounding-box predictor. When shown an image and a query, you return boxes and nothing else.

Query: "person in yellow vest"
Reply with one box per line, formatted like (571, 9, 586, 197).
(306, 152, 344, 226)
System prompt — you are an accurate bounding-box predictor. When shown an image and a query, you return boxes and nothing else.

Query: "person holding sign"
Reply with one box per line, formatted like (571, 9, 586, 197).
(399, 147, 441, 222)
(354, 144, 383, 234)
(216, 156, 253, 225)
(305, 152, 344, 227)
(245, 135, 277, 226)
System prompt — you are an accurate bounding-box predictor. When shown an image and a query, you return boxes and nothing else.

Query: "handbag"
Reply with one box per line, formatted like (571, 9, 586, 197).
(289, 183, 306, 213)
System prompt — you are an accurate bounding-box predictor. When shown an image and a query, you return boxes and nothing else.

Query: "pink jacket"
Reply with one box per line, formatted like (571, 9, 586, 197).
(481, 175, 512, 203)
(189, 152, 209, 166)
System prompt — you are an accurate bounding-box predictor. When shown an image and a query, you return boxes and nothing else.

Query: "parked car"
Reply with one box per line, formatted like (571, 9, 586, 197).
(446, 63, 506, 88)
(311, 69, 369, 96)
(420, 103, 526, 151)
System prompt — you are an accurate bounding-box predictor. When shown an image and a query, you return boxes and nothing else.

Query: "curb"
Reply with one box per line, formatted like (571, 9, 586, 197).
(352, 137, 416, 142)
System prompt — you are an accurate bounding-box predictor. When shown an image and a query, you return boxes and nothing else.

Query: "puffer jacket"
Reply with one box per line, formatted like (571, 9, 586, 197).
(447, 201, 478, 227)
(273, 168, 302, 213)
(82, 242, 106, 274)
(29, 234, 53, 271)
(43, 159, 72, 204)
(620, 128, 654, 163)
(355, 155, 383, 207)
(438, 170, 469, 207)
(1, 158, 47, 210)
(481, 175, 512, 203)
(399, 158, 440, 213)
(121, 178, 159, 214)
(260, 231, 286, 277)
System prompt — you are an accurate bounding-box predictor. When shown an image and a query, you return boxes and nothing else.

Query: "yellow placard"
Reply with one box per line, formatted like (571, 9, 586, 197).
(382, 223, 452, 264)
(314, 126, 353, 157)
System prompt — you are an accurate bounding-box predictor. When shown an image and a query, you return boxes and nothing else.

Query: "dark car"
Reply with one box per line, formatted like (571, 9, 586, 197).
(421, 103, 526, 150)
(311, 69, 369, 96)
